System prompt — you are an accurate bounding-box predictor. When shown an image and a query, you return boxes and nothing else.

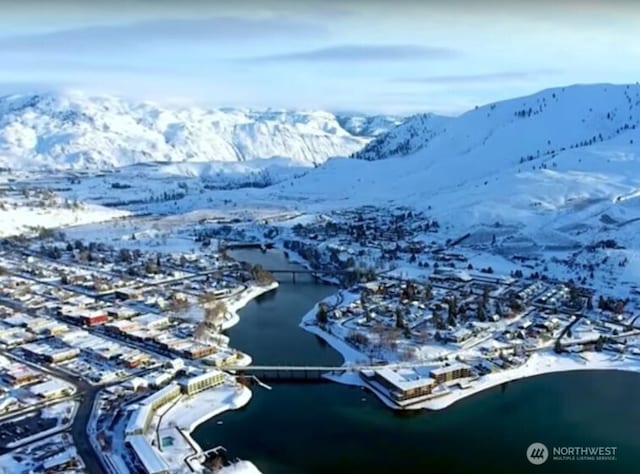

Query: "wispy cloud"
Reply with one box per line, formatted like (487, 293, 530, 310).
(245, 44, 458, 62)
(0, 80, 75, 96)
(0, 16, 327, 53)
(393, 70, 560, 85)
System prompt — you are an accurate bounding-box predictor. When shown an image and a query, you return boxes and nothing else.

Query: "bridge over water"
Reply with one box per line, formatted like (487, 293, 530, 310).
(261, 268, 351, 283)
(226, 362, 431, 382)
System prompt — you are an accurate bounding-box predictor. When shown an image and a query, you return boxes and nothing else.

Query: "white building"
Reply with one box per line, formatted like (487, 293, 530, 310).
(29, 379, 73, 400)
(126, 434, 170, 474)
(180, 370, 225, 395)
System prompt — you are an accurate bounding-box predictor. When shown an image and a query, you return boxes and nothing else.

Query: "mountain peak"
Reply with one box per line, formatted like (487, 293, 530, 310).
(0, 93, 402, 170)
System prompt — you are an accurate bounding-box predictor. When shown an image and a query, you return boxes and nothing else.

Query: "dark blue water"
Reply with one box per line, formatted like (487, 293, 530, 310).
(193, 250, 640, 474)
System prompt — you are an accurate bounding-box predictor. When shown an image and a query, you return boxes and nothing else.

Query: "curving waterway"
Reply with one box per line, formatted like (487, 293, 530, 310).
(192, 249, 640, 474)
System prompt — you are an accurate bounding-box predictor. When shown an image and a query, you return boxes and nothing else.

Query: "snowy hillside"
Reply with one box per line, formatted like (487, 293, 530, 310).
(354, 84, 639, 167)
(351, 113, 453, 160)
(0, 93, 400, 170)
(262, 84, 640, 252)
(5, 83, 640, 293)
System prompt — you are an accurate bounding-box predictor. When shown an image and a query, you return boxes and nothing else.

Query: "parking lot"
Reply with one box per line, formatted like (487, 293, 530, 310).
(0, 411, 57, 448)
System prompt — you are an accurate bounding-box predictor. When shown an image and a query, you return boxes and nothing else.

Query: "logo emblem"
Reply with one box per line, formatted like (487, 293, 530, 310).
(527, 442, 549, 465)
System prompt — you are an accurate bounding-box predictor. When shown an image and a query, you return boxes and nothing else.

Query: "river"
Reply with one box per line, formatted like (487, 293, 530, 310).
(192, 249, 640, 474)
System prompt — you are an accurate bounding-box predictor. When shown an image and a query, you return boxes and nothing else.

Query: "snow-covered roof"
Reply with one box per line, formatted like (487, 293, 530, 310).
(43, 450, 77, 470)
(126, 434, 169, 474)
(132, 313, 169, 328)
(125, 405, 151, 435)
(430, 363, 472, 377)
(374, 368, 434, 391)
(29, 378, 70, 397)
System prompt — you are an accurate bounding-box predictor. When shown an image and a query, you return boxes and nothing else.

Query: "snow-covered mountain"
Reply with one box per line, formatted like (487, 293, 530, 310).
(350, 113, 453, 161)
(263, 84, 640, 254)
(0, 93, 401, 170)
(336, 114, 403, 138)
(354, 84, 639, 167)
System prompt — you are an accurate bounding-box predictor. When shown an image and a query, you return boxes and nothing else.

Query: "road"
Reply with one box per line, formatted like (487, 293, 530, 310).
(1, 351, 106, 474)
(71, 385, 105, 474)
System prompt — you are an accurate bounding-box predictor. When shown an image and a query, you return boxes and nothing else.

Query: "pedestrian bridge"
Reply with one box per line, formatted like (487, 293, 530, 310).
(227, 364, 359, 382)
(225, 362, 436, 382)
(227, 365, 354, 372)
(256, 268, 350, 284)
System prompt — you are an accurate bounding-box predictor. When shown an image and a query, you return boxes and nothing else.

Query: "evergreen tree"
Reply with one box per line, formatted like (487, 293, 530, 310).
(423, 283, 433, 301)
(316, 304, 328, 325)
(395, 306, 405, 329)
(477, 304, 487, 322)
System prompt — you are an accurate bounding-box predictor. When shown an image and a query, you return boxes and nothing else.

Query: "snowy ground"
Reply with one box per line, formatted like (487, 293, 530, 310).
(0, 432, 85, 473)
(5, 400, 78, 449)
(154, 383, 253, 473)
(0, 197, 128, 238)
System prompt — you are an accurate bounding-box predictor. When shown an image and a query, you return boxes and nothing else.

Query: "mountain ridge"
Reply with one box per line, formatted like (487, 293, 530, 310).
(353, 83, 640, 167)
(0, 92, 402, 170)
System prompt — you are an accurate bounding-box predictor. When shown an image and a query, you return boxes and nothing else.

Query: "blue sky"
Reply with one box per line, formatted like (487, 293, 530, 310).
(0, 0, 639, 114)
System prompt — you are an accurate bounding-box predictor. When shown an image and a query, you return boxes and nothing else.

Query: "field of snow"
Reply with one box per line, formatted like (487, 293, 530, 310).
(0, 196, 128, 238)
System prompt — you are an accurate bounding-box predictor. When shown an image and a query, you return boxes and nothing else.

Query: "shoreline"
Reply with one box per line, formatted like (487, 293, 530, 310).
(224, 281, 279, 328)
(156, 384, 255, 472)
(133, 280, 278, 474)
(299, 295, 367, 366)
(300, 302, 640, 411)
(278, 250, 640, 411)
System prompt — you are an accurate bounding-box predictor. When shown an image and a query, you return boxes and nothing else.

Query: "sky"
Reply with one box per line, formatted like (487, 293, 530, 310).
(0, 0, 639, 115)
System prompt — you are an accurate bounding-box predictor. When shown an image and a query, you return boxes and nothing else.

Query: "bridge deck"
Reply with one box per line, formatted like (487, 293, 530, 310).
(228, 365, 351, 371)
(265, 269, 350, 274)
(226, 362, 434, 371)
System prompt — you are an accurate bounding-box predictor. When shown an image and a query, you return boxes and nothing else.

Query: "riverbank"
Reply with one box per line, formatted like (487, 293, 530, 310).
(140, 281, 278, 474)
(224, 281, 279, 330)
(299, 292, 368, 365)
(413, 350, 640, 410)
(155, 383, 258, 473)
(200, 281, 279, 355)
(192, 247, 640, 473)
(298, 291, 640, 411)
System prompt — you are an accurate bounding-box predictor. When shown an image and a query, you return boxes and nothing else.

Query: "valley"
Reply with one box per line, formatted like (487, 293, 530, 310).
(1, 83, 640, 473)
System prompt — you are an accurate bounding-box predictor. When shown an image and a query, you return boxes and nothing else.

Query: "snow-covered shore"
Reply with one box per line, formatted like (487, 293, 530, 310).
(413, 350, 640, 410)
(224, 281, 279, 330)
(155, 383, 259, 473)
(146, 282, 277, 474)
(300, 295, 640, 411)
(299, 293, 368, 366)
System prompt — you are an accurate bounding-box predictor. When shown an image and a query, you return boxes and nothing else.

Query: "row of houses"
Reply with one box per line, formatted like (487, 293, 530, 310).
(106, 320, 219, 360)
(58, 329, 150, 368)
